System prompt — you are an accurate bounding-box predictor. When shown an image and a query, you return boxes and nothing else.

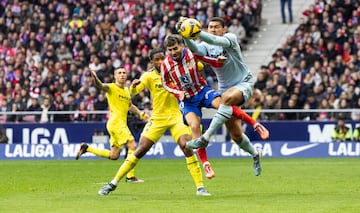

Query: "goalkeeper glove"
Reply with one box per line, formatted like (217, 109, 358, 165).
(175, 16, 188, 33)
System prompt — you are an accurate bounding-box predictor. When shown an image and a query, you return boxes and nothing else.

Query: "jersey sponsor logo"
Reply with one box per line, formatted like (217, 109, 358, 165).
(154, 83, 163, 88)
(117, 94, 130, 101)
(180, 74, 192, 89)
(280, 143, 319, 156)
(180, 75, 190, 84)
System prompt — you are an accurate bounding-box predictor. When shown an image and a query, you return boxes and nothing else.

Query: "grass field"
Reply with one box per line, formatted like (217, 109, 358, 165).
(1, 158, 359, 213)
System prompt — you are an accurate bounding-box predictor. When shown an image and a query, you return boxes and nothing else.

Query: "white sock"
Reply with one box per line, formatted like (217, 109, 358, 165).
(111, 179, 118, 186)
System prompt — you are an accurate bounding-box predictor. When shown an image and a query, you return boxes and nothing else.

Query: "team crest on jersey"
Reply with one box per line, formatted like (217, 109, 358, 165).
(180, 75, 190, 84)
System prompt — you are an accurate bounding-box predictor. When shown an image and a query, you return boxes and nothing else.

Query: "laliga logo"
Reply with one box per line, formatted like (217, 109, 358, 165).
(174, 145, 184, 157)
(6, 127, 69, 144)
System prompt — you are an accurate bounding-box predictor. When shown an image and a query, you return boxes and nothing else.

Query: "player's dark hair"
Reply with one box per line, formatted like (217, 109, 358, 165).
(209, 17, 225, 27)
(114, 67, 125, 73)
(163, 34, 184, 48)
(149, 48, 165, 60)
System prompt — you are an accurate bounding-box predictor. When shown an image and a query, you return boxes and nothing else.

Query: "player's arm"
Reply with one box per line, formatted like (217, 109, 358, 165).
(160, 64, 183, 99)
(196, 55, 225, 68)
(129, 103, 149, 121)
(90, 70, 109, 92)
(199, 31, 232, 48)
(129, 78, 146, 95)
(184, 39, 207, 56)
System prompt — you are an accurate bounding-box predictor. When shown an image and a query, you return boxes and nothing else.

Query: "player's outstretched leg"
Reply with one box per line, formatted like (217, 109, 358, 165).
(75, 143, 88, 160)
(253, 149, 262, 176)
(98, 183, 117, 196)
(186, 136, 209, 149)
(231, 106, 269, 140)
(254, 123, 269, 140)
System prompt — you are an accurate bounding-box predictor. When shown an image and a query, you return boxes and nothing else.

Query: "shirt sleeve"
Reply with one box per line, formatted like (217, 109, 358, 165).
(184, 39, 207, 56)
(199, 31, 232, 48)
(197, 55, 224, 68)
(129, 74, 146, 95)
(160, 64, 182, 99)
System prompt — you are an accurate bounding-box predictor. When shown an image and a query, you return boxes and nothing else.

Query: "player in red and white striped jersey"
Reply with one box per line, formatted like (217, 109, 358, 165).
(161, 34, 220, 179)
(161, 43, 207, 100)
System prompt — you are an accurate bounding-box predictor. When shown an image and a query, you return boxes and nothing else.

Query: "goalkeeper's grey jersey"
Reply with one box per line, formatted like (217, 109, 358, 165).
(185, 32, 253, 93)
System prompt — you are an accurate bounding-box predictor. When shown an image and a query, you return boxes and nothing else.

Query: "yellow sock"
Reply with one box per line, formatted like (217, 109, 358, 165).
(126, 150, 136, 178)
(87, 146, 110, 158)
(186, 154, 203, 188)
(114, 154, 139, 182)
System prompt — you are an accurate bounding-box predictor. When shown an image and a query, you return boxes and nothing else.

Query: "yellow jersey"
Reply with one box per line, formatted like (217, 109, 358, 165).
(129, 69, 181, 118)
(106, 83, 131, 126)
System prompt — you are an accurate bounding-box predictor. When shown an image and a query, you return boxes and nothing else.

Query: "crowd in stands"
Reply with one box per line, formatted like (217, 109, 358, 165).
(1, 0, 359, 125)
(249, 0, 360, 122)
(0, 0, 261, 123)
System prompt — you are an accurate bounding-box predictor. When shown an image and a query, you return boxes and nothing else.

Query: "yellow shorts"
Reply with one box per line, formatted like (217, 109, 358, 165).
(141, 115, 190, 143)
(107, 122, 134, 148)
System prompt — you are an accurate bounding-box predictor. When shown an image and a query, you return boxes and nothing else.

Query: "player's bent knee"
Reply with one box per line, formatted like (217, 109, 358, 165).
(182, 147, 194, 157)
(109, 154, 120, 160)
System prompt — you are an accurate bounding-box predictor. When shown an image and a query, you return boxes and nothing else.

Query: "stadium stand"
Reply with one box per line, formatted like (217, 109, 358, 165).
(0, 0, 262, 123)
(249, 0, 360, 121)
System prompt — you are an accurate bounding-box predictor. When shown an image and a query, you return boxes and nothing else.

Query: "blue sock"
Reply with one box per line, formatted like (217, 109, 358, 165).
(203, 104, 232, 141)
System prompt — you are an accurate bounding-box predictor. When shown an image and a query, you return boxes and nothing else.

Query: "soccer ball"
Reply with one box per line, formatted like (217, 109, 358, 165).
(179, 18, 202, 39)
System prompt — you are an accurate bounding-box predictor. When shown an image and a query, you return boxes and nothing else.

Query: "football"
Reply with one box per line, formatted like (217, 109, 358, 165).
(179, 18, 202, 39)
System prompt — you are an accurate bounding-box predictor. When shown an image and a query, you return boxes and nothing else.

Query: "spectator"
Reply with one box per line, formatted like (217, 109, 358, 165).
(280, 0, 293, 24)
(64, 94, 78, 121)
(0, 124, 8, 143)
(73, 101, 91, 122)
(331, 117, 352, 142)
(352, 125, 360, 142)
(68, 13, 83, 32)
(93, 92, 108, 122)
(227, 18, 248, 48)
(299, 102, 317, 121)
(54, 102, 71, 122)
(27, 97, 41, 122)
(283, 98, 298, 120)
(39, 96, 55, 123)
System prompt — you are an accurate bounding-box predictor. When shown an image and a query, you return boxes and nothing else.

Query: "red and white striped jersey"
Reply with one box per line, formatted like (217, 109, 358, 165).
(161, 48, 207, 100)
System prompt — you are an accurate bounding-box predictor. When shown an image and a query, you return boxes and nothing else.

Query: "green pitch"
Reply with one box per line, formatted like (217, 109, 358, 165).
(1, 158, 359, 213)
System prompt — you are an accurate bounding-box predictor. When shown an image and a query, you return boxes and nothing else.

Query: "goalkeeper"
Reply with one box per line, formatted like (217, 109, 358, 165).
(179, 17, 268, 176)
